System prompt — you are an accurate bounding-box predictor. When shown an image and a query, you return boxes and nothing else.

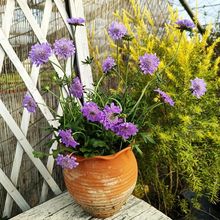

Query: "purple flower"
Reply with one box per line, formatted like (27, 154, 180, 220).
(22, 94, 37, 113)
(29, 43, 52, 66)
(69, 77, 83, 98)
(176, 19, 195, 31)
(139, 53, 160, 75)
(101, 103, 123, 130)
(67, 17, 85, 26)
(114, 122, 138, 140)
(53, 38, 75, 60)
(190, 77, 207, 98)
(154, 88, 175, 106)
(81, 102, 103, 122)
(102, 57, 116, 73)
(108, 21, 127, 40)
(56, 154, 79, 169)
(58, 129, 79, 148)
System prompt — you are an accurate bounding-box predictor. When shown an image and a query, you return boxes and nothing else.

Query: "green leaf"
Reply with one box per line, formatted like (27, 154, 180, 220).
(132, 144, 143, 157)
(140, 132, 156, 144)
(33, 151, 48, 158)
(79, 147, 93, 153)
(89, 139, 107, 148)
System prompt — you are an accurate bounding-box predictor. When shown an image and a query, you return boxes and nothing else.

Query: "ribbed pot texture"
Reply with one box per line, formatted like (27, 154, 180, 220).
(63, 146, 138, 218)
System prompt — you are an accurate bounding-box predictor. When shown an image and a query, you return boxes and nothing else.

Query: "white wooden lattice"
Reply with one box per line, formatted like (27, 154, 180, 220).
(0, 0, 93, 218)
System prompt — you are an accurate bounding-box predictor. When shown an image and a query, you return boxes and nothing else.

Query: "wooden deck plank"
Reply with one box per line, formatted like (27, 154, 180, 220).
(10, 192, 171, 220)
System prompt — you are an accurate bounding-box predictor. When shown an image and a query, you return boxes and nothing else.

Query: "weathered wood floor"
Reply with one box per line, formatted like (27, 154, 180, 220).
(10, 192, 172, 220)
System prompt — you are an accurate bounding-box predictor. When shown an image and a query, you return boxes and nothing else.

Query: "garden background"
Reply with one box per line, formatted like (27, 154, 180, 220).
(0, 0, 220, 219)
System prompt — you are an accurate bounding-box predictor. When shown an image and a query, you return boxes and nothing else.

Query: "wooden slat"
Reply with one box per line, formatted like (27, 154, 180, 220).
(0, 169, 30, 212)
(53, 0, 73, 38)
(0, 99, 62, 196)
(3, 0, 54, 217)
(68, 0, 94, 99)
(0, 29, 58, 128)
(39, 103, 63, 203)
(0, 0, 15, 73)
(16, 0, 65, 78)
(10, 192, 172, 220)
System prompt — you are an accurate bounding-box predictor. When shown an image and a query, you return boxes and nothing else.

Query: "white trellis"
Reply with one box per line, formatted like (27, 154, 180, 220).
(0, 0, 93, 218)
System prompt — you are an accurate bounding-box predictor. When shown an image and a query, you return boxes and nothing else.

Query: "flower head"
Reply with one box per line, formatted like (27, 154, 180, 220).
(108, 22, 127, 40)
(114, 122, 138, 140)
(81, 102, 103, 122)
(58, 129, 79, 148)
(29, 43, 52, 66)
(102, 57, 116, 73)
(101, 103, 123, 130)
(69, 77, 83, 98)
(154, 89, 175, 106)
(67, 17, 85, 26)
(22, 94, 37, 113)
(56, 154, 79, 169)
(190, 77, 207, 98)
(53, 38, 75, 60)
(139, 53, 160, 75)
(176, 19, 195, 31)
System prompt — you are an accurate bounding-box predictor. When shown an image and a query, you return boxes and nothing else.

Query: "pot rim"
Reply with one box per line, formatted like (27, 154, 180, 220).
(76, 146, 132, 162)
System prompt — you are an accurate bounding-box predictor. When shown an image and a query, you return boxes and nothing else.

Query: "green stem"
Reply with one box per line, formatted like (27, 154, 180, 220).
(45, 89, 61, 100)
(50, 60, 65, 74)
(116, 41, 120, 74)
(72, 131, 87, 142)
(157, 33, 183, 78)
(106, 97, 123, 110)
(59, 87, 66, 127)
(37, 102, 58, 115)
(128, 81, 151, 116)
(137, 102, 163, 125)
(123, 41, 130, 106)
(94, 74, 105, 102)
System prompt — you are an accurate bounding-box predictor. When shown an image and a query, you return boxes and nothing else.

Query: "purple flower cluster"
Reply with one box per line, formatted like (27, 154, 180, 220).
(114, 122, 138, 140)
(81, 102, 138, 140)
(58, 129, 79, 148)
(53, 38, 75, 59)
(22, 94, 37, 113)
(108, 22, 127, 40)
(29, 38, 76, 65)
(176, 19, 195, 31)
(29, 43, 52, 66)
(56, 154, 79, 169)
(81, 102, 103, 122)
(67, 17, 85, 26)
(154, 89, 175, 106)
(139, 53, 160, 75)
(190, 77, 207, 98)
(101, 103, 122, 130)
(102, 57, 116, 73)
(69, 77, 83, 98)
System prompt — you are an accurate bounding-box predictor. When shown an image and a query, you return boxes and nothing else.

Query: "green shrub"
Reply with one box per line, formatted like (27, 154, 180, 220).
(90, 1, 220, 217)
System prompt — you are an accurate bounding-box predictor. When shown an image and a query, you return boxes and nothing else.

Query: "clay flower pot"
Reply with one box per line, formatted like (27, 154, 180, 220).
(63, 146, 138, 218)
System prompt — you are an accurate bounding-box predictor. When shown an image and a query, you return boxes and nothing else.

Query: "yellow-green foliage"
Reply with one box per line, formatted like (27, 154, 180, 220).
(90, 1, 220, 217)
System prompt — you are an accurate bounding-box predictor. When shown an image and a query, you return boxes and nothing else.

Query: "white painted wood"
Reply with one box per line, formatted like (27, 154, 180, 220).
(0, 0, 15, 73)
(3, 1, 53, 216)
(53, 0, 73, 38)
(1, 0, 95, 218)
(0, 29, 59, 128)
(16, 0, 65, 79)
(39, 103, 63, 203)
(0, 169, 30, 212)
(68, 0, 94, 99)
(0, 99, 62, 196)
(10, 192, 172, 220)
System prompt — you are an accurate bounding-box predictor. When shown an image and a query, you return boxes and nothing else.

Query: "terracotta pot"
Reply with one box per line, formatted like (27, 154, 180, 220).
(63, 146, 138, 218)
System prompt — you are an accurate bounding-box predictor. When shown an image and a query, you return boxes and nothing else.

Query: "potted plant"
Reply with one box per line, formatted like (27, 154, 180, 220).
(24, 16, 204, 218)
